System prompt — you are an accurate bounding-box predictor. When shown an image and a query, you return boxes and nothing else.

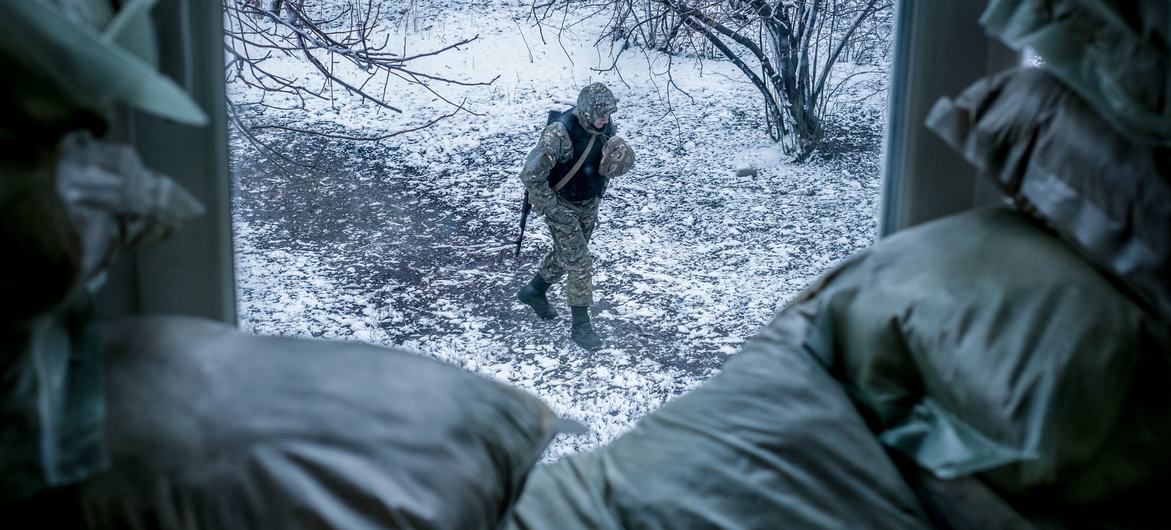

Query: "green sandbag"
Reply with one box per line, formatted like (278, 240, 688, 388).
(0, 0, 207, 128)
(808, 208, 1171, 510)
(980, 0, 1171, 147)
(509, 294, 933, 529)
(927, 67, 1171, 324)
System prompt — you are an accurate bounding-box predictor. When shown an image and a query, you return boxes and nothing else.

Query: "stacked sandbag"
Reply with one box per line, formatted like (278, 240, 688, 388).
(1, 131, 207, 507)
(843, 0, 1171, 524)
(1, 0, 209, 503)
(928, 67, 1171, 324)
(979, 0, 1171, 148)
(69, 316, 561, 529)
(900, 2, 1171, 520)
(509, 300, 934, 530)
(801, 207, 1171, 526)
(509, 205, 1168, 529)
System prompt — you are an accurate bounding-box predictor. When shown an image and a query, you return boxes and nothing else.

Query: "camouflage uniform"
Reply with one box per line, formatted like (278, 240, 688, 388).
(539, 197, 600, 305)
(517, 82, 630, 307)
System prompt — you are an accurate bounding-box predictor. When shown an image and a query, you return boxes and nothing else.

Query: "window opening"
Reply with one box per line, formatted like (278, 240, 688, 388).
(224, 0, 895, 460)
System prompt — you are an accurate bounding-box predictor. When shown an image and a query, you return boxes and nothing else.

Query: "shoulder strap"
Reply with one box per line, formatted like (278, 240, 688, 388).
(551, 135, 596, 193)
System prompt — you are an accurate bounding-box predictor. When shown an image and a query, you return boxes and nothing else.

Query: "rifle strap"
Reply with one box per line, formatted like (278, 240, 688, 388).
(551, 135, 596, 193)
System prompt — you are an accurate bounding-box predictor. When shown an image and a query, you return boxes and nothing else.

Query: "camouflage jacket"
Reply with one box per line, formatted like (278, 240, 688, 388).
(518, 83, 624, 215)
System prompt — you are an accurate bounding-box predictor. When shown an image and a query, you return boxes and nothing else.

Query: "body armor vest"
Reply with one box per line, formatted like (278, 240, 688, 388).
(547, 109, 613, 202)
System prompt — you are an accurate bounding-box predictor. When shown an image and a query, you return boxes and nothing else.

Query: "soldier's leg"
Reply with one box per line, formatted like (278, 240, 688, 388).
(557, 212, 593, 308)
(580, 198, 600, 243)
(563, 198, 601, 306)
(517, 216, 571, 320)
(565, 199, 602, 349)
(538, 243, 567, 285)
(537, 204, 590, 299)
(517, 268, 558, 319)
(519, 206, 581, 320)
(530, 201, 601, 349)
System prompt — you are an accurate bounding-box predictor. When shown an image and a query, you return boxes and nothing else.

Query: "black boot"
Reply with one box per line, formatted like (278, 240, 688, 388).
(570, 305, 602, 350)
(517, 272, 557, 320)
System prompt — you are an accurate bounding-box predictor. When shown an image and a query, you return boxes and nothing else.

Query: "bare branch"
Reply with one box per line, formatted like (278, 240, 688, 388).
(812, 0, 877, 101)
(223, 0, 496, 154)
(528, 0, 890, 159)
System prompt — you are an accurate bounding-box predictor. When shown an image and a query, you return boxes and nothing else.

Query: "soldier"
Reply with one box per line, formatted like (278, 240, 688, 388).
(516, 82, 635, 350)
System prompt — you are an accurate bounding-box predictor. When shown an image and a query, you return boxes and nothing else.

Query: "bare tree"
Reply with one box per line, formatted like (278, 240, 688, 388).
(532, 0, 892, 159)
(223, 0, 497, 166)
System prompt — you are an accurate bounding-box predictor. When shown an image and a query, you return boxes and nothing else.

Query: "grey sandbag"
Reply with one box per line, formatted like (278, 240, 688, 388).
(508, 298, 933, 529)
(1, 134, 204, 501)
(0, 297, 108, 502)
(1, 149, 110, 501)
(69, 316, 562, 529)
(927, 67, 1171, 323)
(806, 208, 1171, 512)
(55, 132, 205, 280)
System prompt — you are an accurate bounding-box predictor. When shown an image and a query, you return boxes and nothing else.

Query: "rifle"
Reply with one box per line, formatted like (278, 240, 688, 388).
(514, 190, 532, 257)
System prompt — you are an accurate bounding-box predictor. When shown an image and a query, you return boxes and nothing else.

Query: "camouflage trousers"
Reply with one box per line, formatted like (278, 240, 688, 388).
(538, 196, 600, 306)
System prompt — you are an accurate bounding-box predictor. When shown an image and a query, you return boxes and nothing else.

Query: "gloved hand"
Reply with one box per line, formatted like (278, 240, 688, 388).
(600, 136, 635, 178)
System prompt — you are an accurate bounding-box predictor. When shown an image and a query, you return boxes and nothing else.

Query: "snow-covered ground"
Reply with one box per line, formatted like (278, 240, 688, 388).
(229, 0, 888, 460)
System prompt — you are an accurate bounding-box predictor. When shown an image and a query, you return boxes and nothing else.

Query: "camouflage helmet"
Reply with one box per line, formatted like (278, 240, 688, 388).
(600, 136, 634, 178)
(575, 82, 618, 129)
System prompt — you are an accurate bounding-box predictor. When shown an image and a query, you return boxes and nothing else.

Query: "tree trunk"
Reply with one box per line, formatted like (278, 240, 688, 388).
(652, 0, 882, 158)
(759, 4, 823, 157)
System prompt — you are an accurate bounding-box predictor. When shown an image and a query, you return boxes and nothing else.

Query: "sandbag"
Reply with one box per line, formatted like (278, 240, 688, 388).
(0, 0, 208, 132)
(927, 67, 1171, 323)
(63, 316, 562, 529)
(0, 297, 108, 503)
(804, 208, 1171, 519)
(508, 299, 933, 530)
(1, 133, 205, 502)
(980, 0, 1171, 147)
